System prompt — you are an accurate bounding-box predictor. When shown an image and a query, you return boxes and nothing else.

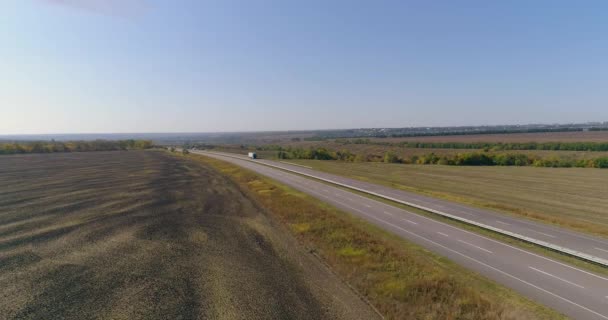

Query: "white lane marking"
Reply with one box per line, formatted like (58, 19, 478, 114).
(457, 239, 493, 254)
(594, 247, 608, 254)
(505, 214, 608, 247)
(437, 232, 449, 237)
(454, 210, 476, 217)
(278, 161, 313, 169)
(315, 194, 608, 320)
(202, 151, 608, 283)
(402, 219, 418, 225)
(526, 229, 556, 238)
(312, 181, 608, 281)
(323, 189, 330, 192)
(364, 204, 372, 208)
(529, 267, 585, 289)
(347, 198, 354, 201)
(415, 201, 476, 216)
(383, 211, 394, 216)
(496, 220, 511, 226)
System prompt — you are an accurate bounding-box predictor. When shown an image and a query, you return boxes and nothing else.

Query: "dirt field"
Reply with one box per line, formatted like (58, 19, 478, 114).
(369, 130, 608, 143)
(288, 160, 608, 237)
(0, 151, 378, 320)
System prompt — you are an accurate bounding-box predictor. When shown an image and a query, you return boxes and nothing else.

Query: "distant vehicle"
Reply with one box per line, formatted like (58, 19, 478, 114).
(248, 152, 257, 159)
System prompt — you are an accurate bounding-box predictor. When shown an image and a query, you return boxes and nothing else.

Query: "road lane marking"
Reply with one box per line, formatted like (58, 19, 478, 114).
(459, 211, 475, 216)
(529, 267, 585, 289)
(314, 193, 608, 320)
(347, 198, 354, 201)
(437, 232, 449, 237)
(526, 229, 556, 238)
(594, 247, 608, 254)
(278, 161, 313, 169)
(402, 219, 418, 225)
(364, 204, 372, 208)
(382, 211, 394, 216)
(496, 220, 511, 226)
(457, 240, 493, 254)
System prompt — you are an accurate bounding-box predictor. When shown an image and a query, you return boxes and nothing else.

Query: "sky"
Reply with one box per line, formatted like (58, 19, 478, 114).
(1, 0, 607, 134)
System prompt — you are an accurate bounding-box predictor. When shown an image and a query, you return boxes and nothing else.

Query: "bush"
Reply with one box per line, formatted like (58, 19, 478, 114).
(235, 144, 608, 169)
(383, 151, 400, 163)
(594, 157, 608, 168)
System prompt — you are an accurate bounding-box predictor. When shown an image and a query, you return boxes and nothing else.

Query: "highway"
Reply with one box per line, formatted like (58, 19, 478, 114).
(208, 151, 608, 266)
(192, 150, 608, 320)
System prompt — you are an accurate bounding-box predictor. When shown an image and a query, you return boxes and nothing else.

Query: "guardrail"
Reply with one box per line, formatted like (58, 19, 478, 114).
(194, 150, 608, 268)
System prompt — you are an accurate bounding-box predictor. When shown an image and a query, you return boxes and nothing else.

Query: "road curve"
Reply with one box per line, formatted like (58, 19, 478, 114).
(193, 150, 608, 320)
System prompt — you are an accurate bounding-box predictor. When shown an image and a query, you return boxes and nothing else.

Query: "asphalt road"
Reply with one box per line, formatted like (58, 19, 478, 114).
(213, 152, 608, 266)
(193, 150, 608, 320)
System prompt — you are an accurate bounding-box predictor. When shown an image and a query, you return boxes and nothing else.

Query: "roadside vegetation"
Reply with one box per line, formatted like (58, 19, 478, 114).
(281, 160, 608, 238)
(191, 153, 565, 320)
(0, 140, 153, 155)
(270, 146, 608, 168)
(336, 139, 608, 151)
(302, 125, 608, 141)
(189, 130, 608, 168)
(367, 130, 608, 143)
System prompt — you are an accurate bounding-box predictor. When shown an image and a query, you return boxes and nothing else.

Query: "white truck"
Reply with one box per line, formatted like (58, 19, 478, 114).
(248, 152, 257, 159)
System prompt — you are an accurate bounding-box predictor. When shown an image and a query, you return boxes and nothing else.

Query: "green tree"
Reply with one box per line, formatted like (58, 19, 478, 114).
(383, 151, 400, 163)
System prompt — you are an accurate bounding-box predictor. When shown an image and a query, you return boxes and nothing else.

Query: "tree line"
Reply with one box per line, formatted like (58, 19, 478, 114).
(271, 147, 608, 168)
(0, 140, 154, 155)
(311, 127, 608, 140)
(409, 152, 608, 168)
(336, 139, 608, 152)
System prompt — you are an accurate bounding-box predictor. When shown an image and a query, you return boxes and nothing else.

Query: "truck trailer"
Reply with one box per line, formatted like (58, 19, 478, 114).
(248, 152, 257, 159)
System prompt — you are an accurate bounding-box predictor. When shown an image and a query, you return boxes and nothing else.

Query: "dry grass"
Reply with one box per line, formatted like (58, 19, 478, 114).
(285, 160, 608, 238)
(193, 154, 565, 320)
(0, 151, 377, 320)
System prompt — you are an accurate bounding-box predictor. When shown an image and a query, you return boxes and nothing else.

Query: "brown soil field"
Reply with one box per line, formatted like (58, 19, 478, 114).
(369, 130, 608, 143)
(0, 151, 378, 320)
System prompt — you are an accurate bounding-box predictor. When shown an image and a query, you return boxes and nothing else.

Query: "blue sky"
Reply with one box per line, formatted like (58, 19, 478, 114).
(1, 0, 607, 134)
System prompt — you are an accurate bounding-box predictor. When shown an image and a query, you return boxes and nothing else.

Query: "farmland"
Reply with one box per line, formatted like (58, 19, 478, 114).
(197, 130, 608, 170)
(213, 142, 608, 168)
(282, 160, 608, 237)
(0, 151, 377, 319)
